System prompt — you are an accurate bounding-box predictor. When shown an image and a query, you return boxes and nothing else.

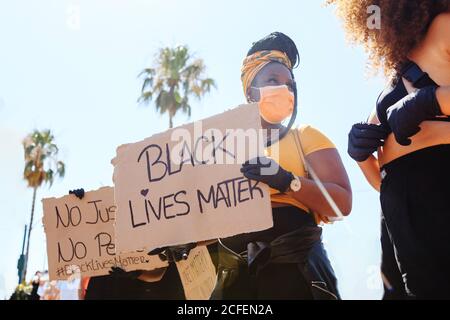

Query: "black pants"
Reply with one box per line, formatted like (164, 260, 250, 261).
(212, 206, 339, 300)
(211, 239, 339, 300)
(380, 215, 407, 300)
(380, 144, 450, 299)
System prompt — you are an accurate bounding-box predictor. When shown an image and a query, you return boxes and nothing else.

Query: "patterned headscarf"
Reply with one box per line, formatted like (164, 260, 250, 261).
(241, 49, 293, 95)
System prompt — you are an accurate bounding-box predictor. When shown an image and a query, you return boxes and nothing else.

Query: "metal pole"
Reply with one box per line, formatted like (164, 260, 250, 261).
(17, 225, 27, 284)
(21, 225, 27, 255)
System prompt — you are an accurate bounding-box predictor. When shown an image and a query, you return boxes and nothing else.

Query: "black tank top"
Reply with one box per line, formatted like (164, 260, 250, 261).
(376, 60, 450, 129)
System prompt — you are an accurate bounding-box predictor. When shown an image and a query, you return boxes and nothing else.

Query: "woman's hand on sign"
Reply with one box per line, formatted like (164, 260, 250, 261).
(240, 156, 293, 193)
(148, 243, 197, 263)
(69, 188, 85, 199)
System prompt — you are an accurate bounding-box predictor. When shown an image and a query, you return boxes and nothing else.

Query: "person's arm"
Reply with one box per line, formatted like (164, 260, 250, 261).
(137, 268, 167, 283)
(387, 13, 450, 145)
(349, 109, 387, 192)
(429, 12, 450, 115)
(358, 110, 383, 191)
(436, 86, 450, 115)
(289, 148, 352, 218)
(241, 150, 352, 218)
(357, 155, 381, 192)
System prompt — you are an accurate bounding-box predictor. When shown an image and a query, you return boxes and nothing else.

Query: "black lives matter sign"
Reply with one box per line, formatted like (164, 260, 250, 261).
(112, 104, 273, 253)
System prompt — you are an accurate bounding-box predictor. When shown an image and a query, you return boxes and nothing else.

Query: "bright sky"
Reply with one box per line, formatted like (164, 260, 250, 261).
(0, 0, 388, 299)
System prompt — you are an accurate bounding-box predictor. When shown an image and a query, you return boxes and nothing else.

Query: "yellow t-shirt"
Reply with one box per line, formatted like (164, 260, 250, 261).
(265, 125, 336, 223)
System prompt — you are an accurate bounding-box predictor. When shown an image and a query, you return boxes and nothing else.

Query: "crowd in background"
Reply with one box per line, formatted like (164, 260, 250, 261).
(10, 271, 88, 300)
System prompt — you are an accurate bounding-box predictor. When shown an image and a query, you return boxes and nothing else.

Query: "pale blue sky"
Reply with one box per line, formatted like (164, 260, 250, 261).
(0, 0, 387, 299)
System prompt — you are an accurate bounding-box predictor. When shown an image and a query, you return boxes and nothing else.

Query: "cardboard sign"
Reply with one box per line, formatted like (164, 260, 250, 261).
(175, 246, 217, 300)
(112, 103, 273, 253)
(42, 187, 167, 280)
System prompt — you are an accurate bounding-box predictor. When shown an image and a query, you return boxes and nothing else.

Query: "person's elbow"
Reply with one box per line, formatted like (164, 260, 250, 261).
(340, 190, 353, 217)
(321, 191, 352, 218)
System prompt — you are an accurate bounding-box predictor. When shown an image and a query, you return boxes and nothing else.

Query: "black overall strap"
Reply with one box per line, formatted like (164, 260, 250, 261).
(401, 60, 450, 121)
(400, 60, 438, 88)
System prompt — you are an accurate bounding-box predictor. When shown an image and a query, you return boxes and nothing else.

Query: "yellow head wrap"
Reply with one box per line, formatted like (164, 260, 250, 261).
(241, 50, 292, 95)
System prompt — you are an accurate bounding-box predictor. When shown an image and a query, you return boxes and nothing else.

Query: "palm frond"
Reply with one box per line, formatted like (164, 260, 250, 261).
(57, 161, 65, 178)
(22, 129, 65, 189)
(138, 45, 216, 124)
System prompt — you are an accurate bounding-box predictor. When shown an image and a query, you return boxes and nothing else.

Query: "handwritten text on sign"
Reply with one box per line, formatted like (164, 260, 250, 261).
(42, 187, 167, 280)
(176, 246, 217, 300)
(112, 104, 273, 253)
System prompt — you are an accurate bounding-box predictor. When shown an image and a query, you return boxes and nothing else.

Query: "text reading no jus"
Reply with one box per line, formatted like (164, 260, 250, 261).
(55, 199, 115, 229)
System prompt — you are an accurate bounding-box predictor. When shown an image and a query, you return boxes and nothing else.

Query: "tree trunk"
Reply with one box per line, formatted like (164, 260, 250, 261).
(23, 186, 37, 282)
(168, 86, 175, 129)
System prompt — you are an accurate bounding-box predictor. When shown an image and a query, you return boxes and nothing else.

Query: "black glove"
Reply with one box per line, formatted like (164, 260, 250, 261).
(148, 243, 197, 263)
(240, 156, 293, 193)
(108, 267, 142, 280)
(69, 188, 85, 200)
(348, 123, 390, 162)
(386, 86, 442, 146)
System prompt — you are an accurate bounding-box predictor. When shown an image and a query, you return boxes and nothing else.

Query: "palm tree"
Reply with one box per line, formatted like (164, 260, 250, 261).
(138, 45, 216, 128)
(22, 129, 65, 282)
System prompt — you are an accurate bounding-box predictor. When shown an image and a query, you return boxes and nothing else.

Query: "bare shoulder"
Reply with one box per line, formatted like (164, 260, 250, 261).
(430, 12, 450, 29)
(427, 12, 450, 51)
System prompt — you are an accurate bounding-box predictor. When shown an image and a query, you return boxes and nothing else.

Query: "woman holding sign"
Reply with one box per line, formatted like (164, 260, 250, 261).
(331, 0, 450, 299)
(211, 32, 352, 300)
